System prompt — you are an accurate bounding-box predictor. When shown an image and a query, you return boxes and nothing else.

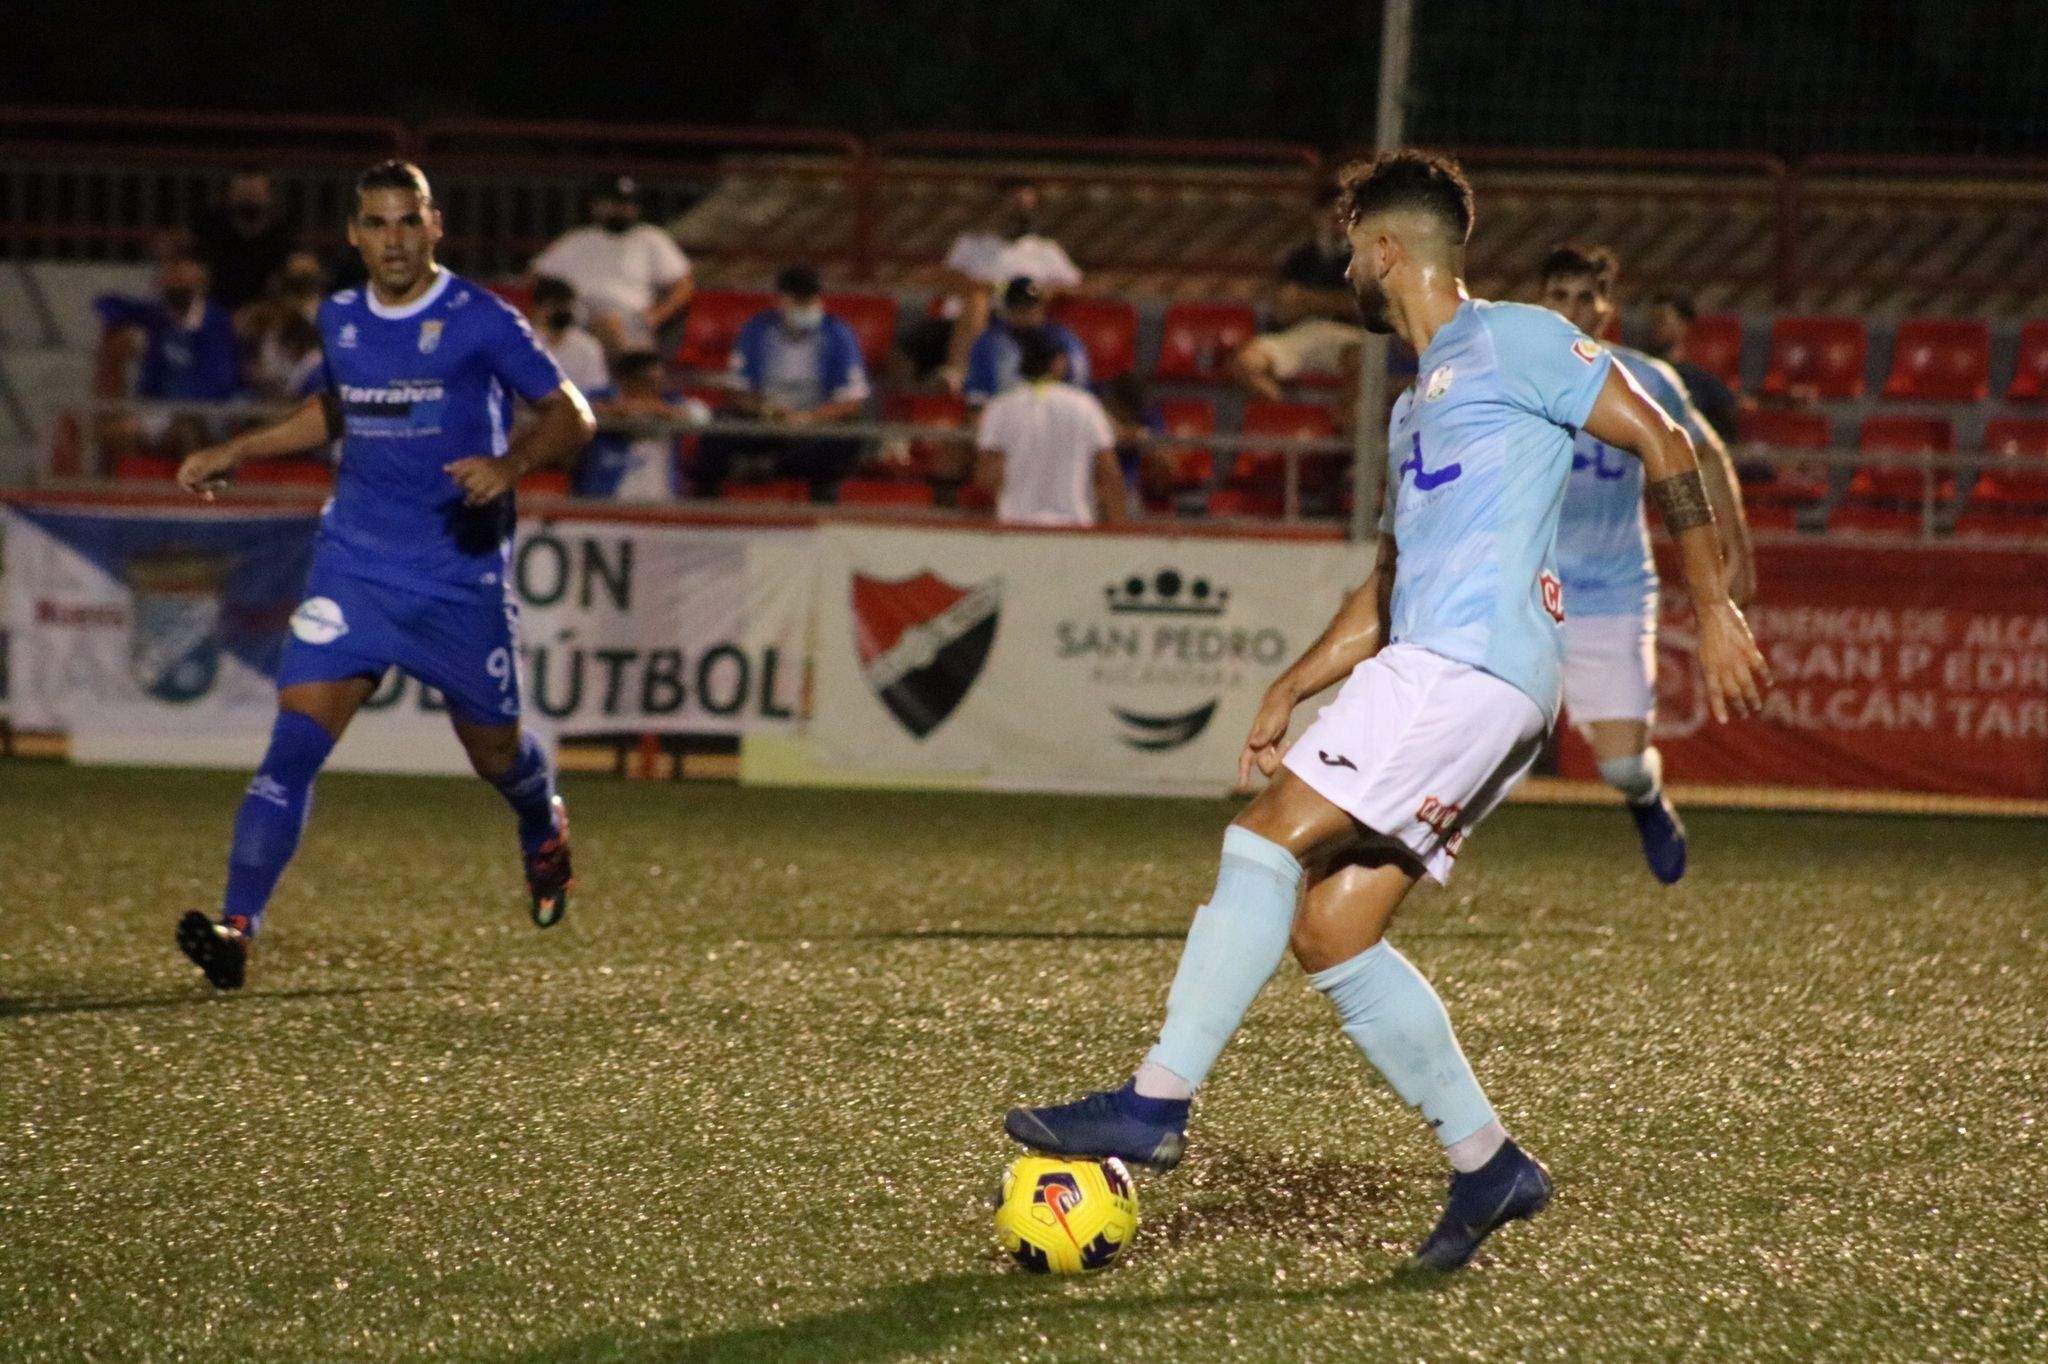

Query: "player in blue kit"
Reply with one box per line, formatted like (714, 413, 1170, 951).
(1005, 153, 1770, 1271)
(1538, 245, 1755, 883)
(172, 161, 596, 989)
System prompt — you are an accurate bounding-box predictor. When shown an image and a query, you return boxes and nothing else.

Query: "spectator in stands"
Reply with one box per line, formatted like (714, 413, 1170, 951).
(578, 350, 709, 500)
(963, 276, 1091, 407)
(95, 255, 242, 403)
(901, 181, 1084, 391)
(527, 276, 611, 397)
(1644, 292, 1741, 442)
(974, 327, 1124, 527)
(1232, 182, 1362, 402)
(531, 175, 694, 353)
(239, 250, 329, 400)
(192, 170, 299, 311)
(1099, 373, 1178, 514)
(693, 265, 869, 499)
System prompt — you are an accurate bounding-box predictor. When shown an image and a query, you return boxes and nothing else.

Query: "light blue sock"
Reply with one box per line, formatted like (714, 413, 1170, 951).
(1141, 826, 1304, 1092)
(1309, 940, 1498, 1148)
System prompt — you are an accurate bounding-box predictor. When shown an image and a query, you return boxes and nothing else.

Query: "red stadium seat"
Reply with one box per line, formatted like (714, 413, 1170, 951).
(837, 478, 937, 508)
(487, 279, 534, 314)
(1150, 398, 1218, 503)
(1882, 317, 1990, 402)
(1227, 401, 1340, 516)
(2007, 322, 2048, 401)
(1849, 414, 1953, 504)
(1155, 302, 1258, 384)
(675, 290, 773, 373)
(1734, 408, 1830, 527)
(239, 458, 333, 487)
(1971, 418, 2048, 507)
(1685, 313, 1745, 391)
(110, 452, 180, 483)
(823, 293, 899, 372)
(1049, 295, 1139, 382)
(722, 478, 810, 504)
(883, 391, 971, 477)
(1762, 316, 1868, 400)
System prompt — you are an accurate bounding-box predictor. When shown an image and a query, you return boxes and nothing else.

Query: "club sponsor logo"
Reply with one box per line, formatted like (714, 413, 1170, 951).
(1416, 795, 1464, 838)
(290, 595, 348, 645)
(1539, 570, 1566, 623)
(1399, 431, 1462, 492)
(852, 570, 1002, 738)
(124, 549, 228, 703)
(1113, 699, 1217, 751)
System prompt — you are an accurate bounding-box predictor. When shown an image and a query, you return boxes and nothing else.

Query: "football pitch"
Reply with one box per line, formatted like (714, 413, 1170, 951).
(2, 762, 2043, 1361)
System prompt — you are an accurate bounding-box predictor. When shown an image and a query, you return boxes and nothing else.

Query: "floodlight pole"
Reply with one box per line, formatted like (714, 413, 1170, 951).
(1348, 0, 1413, 542)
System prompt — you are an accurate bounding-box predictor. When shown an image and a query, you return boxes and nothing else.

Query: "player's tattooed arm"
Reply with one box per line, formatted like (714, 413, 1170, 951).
(176, 393, 339, 501)
(447, 382, 597, 506)
(1238, 534, 1396, 787)
(1582, 364, 1771, 721)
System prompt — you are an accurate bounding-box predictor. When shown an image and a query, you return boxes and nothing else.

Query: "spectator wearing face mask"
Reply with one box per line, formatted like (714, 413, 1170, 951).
(578, 350, 710, 500)
(901, 181, 1083, 392)
(694, 265, 870, 499)
(95, 255, 243, 403)
(963, 277, 1091, 408)
(238, 250, 330, 400)
(192, 170, 300, 310)
(530, 175, 694, 353)
(526, 275, 611, 397)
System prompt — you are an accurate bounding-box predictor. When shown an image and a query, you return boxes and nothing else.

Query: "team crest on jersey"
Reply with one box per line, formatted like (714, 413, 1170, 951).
(1572, 337, 1602, 364)
(338, 323, 359, 349)
(1423, 364, 1455, 401)
(851, 570, 1002, 738)
(418, 320, 444, 354)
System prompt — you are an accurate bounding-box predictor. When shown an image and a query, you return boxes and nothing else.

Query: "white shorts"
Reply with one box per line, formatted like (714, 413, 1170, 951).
(1242, 318, 1363, 381)
(1561, 609, 1657, 726)
(1283, 643, 1547, 884)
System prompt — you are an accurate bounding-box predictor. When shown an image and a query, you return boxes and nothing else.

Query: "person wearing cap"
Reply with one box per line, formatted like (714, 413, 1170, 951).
(962, 276, 1092, 408)
(694, 265, 870, 499)
(530, 175, 693, 352)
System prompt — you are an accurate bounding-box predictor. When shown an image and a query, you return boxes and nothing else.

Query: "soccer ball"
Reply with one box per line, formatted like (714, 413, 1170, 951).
(993, 1156, 1139, 1273)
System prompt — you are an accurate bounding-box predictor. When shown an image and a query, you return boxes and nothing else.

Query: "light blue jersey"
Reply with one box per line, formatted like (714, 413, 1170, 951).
(1381, 299, 1615, 719)
(1555, 348, 1707, 619)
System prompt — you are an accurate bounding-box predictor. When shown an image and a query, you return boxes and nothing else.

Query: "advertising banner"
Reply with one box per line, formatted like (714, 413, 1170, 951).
(803, 525, 1374, 795)
(1557, 541, 2048, 801)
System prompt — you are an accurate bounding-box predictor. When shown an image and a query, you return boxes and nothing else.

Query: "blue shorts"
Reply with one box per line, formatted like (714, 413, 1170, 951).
(276, 556, 521, 727)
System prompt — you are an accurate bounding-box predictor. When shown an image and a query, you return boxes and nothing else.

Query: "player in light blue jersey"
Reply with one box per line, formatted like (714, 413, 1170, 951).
(1538, 245, 1754, 883)
(171, 161, 596, 989)
(1006, 152, 1770, 1272)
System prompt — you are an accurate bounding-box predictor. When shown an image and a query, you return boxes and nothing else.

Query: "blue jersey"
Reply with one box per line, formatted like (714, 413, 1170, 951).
(1555, 348, 1706, 619)
(316, 270, 566, 600)
(1381, 299, 1615, 719)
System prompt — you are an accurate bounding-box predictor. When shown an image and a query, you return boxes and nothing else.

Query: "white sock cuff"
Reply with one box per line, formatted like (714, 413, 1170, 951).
(1221, 824, 1306, 886)
(1305, 938, 1394, 994)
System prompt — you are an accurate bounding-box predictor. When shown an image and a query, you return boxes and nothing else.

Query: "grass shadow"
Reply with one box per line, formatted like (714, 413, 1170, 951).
(0, 982, 422, 1019)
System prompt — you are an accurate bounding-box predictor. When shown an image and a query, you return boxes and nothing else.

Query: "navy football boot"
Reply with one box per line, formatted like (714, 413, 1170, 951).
(1408, 1138, 1553, 1272)
(176, 910, 251, 991)
(1004, 1083, 1188, 1172)
(1628, 792, 1688, 884)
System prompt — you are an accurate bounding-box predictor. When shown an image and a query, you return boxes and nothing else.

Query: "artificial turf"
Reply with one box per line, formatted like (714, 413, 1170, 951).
(2, 761, 2044, 1360)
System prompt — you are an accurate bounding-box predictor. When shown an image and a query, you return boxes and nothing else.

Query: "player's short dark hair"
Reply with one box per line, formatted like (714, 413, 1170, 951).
(1014, 325, 1061, 381)
(1539, 243, 1619, 291)
(1649, 290, 1698, 323)
(775, 264, 821, 300)
(1336, 150, 1474, 245)
(612, 349, 663, 384)
(353, 160, 433, 210)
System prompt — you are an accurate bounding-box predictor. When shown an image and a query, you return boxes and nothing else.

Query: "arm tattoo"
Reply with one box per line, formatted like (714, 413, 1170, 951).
(1649, 469, 1714, 534)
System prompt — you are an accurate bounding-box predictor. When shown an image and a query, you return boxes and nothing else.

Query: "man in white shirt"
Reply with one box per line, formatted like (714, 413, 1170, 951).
(527, 276, 610, 396)
(974, 327, 1126, 527)
(530, 176, 693, 352)
(914, 182, 1084, 392)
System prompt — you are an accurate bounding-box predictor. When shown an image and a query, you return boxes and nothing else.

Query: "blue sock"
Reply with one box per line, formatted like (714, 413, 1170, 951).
(491, 730, 558, 858)
(1309, 940, 1498, 1148)
(1141, 826, 1304, 1093)
(222, 710, 335, 934)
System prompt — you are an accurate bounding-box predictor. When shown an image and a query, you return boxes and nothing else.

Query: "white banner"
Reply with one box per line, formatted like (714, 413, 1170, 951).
(797, 525, 1373, 795)
(3, 503, 813, 767)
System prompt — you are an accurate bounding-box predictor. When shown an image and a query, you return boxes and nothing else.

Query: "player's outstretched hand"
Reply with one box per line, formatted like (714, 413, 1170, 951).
(1236, 683, 1297, 792)
(176, 445, 238, 501)
(1697, 600, 1771, 722)
(444, 456, 519, 506)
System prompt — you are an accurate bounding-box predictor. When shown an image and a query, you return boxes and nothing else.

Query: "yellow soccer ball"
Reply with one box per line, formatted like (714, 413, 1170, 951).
(993, 1156, 1140, 1274)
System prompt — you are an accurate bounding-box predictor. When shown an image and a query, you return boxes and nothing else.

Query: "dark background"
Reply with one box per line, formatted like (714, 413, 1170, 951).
(8, 1, 2043, 156)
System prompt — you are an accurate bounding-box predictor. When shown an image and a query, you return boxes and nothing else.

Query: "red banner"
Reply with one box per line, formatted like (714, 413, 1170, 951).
(1558, 541, 2048, 801)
